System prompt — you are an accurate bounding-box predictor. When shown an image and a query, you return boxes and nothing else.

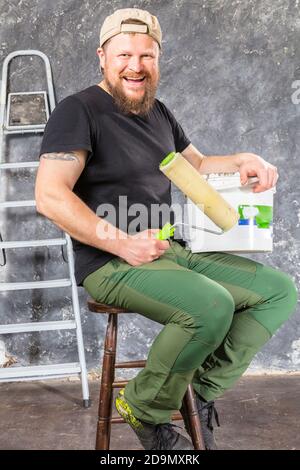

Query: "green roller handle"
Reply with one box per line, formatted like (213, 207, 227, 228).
(156, 222, 176, 240)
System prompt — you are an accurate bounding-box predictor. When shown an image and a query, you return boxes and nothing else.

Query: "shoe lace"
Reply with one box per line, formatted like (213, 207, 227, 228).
(153, 423, 182, 450)
(202, 401, 220, 431)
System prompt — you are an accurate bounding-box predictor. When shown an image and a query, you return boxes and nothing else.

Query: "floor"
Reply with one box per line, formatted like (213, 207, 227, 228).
(0, 374, 299, 450)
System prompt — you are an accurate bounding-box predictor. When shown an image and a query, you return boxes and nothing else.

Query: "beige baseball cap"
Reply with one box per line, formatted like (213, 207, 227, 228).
(100, 8, 162, 49)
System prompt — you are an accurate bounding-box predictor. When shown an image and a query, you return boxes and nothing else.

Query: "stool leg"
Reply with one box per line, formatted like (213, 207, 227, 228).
(95, 313, 118, 450)
(182, 384, 205, 450)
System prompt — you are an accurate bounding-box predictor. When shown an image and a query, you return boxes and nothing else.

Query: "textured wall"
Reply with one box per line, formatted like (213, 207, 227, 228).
(0, 0, 299, 374)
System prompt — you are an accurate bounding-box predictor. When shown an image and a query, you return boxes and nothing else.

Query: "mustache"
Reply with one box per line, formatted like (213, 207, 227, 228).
(120, 72, 151, 79)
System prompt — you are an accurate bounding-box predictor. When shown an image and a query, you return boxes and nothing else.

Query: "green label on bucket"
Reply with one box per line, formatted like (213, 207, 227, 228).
(238, 205, 273, 229)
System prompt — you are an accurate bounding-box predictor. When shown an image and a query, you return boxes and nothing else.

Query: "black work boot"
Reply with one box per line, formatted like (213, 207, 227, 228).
(115, 388, 194, 450)
(180, 393, 220, 450)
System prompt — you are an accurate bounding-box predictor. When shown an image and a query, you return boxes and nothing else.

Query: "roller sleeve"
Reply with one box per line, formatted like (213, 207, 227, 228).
(159, 152, 239, 232)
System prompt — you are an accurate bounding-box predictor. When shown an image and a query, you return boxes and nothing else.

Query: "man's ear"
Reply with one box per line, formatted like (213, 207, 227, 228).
(97, 47, 106, 70)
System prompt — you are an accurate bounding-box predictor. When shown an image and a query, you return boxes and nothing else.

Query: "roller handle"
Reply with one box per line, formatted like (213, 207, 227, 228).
(156, 223, 176, 240)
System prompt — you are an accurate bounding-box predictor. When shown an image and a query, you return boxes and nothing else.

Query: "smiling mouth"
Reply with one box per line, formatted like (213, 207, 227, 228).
(123, 77, 146, 83)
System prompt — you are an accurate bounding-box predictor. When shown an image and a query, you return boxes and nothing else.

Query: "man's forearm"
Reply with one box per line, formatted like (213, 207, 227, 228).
(181, 144, 248, 175)
(182, 144, 278, 192)
(198, 153, 243, 174)
(36, 188, 127, 256)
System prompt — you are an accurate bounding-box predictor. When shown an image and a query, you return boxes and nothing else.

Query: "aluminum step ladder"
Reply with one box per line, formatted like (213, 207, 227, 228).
(0, 50, 90, 407)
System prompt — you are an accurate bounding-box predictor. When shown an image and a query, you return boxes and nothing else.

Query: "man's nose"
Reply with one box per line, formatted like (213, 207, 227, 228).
(127, 56, 143, 73)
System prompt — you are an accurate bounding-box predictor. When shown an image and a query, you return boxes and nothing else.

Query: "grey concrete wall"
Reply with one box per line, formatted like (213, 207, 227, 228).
(0, 0, 299, 373)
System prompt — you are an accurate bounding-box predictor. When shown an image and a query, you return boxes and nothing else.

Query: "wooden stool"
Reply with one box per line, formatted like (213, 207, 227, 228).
(88, 298, 205, 450)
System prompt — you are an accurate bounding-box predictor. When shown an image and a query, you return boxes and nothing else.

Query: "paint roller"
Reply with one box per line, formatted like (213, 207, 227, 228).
(156, 151, 240, 240)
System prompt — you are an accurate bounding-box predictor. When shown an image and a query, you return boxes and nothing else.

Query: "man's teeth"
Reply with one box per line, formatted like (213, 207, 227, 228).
(124, 77, 145, 81)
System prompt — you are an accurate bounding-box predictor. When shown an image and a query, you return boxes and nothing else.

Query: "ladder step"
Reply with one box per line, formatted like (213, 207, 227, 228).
(0, 363, 81, 381)
(0, 200, 36, 208)
(0, 279, 71, 291)
(0, 238, 66, 249)
(0, 320, 76, 334)
(0, 162, 39, 170)
(3, 128, 45, 135)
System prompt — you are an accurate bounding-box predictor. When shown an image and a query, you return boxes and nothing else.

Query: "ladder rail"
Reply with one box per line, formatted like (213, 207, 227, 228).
(65, 233, 89, 402)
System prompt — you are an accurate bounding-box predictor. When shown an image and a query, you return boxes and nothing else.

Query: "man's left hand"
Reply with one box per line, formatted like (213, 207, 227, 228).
(237, 152, 278, 193)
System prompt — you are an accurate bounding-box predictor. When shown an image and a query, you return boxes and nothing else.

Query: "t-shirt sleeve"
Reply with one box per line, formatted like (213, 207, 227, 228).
(161, 102, 191, 153)
(39, 95, 92, 156)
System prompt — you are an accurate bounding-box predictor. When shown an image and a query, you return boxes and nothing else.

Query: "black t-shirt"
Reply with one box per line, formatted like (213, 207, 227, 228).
(40, 85, 190, 285)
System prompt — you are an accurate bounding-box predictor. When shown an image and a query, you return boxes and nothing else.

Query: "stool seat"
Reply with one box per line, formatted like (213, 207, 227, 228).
(87, 298, 130, 314)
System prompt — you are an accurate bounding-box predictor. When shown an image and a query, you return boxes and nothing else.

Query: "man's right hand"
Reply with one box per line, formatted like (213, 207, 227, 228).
(117, 229, 170, 266)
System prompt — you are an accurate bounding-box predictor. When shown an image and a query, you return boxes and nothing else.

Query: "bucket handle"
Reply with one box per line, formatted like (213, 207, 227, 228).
(206, 175, 259, 191)
(156, 222, 224, 240)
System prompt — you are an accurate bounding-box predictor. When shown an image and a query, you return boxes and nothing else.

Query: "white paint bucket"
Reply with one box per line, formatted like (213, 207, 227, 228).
(183, 173, 275, 252)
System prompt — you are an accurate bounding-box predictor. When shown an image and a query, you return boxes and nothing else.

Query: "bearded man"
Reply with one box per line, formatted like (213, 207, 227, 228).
(35, 8, 297, 451)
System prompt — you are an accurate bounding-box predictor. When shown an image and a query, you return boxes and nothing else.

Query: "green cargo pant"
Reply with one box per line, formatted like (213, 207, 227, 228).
(83, 240, 298, 425)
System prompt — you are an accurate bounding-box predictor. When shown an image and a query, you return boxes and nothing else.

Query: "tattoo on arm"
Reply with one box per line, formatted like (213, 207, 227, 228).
(41, 152, 80, 164)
